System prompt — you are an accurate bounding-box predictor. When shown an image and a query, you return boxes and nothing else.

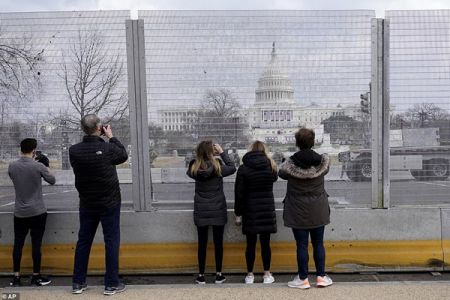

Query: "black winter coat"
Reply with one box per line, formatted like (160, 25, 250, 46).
(187, 152, 236, 227)
(234, 151, 278, 235)
(279, 149, 330, 229)
(69, 135, 128, 210)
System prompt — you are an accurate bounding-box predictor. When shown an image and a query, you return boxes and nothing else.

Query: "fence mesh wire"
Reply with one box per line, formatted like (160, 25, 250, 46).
(139, 10, 374, 208)
(387, 10, 450, 206)
(0, 11, 133, 211)
(3, 10, 445, 211)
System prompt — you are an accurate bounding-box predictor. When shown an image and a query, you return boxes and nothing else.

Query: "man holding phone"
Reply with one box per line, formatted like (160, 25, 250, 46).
(8, 138, 56, 286)
(69, 114, 128, 295)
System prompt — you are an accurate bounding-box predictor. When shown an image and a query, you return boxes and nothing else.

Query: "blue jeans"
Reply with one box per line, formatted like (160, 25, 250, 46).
(72, 205, 121, 287)
(292, 226, 326, 280)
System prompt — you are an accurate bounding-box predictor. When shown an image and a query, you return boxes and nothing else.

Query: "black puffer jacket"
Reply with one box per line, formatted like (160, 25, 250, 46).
(234, 151, 278, 235)
(279, 149, 330, 229)
(69, 135, 128, 210)
(187, 152, 236, 227)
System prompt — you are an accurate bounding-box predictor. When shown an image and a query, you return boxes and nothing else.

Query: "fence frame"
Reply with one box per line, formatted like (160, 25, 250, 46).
(371, 18, 391, 209)
(126, 19, 153, 211)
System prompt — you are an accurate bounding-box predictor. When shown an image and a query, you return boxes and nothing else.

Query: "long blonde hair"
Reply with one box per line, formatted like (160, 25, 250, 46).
(249, 140, 278, 172)
(190, 140, 222, 177)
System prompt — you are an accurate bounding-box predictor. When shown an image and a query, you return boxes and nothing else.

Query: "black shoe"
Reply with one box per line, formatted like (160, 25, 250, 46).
(10, 276, 21, 287)
(215, 274, 226, 284)
(31, 274, 51, 286)
(71, 282, 88, 294)
(104, 282, 126, 296)
(195, 275, 206, 284)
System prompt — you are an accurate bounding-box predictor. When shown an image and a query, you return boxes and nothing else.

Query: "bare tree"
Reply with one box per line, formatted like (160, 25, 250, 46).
(202, 89, 241, 118)
(196, 89, 248, 146)
(406, 103, 448, 128)
(59, 30, 127, 128)
(390, 112, 409, 130)
(0, 33, 43, 126)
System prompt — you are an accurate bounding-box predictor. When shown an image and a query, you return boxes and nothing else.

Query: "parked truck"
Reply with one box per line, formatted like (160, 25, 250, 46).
(338, 128, 450, 181)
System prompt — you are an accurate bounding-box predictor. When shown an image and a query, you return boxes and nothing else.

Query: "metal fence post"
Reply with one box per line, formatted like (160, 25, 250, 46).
(126, 19, 152, 211)
(371, 18, 390, 209)
(382, 19, 391, 208)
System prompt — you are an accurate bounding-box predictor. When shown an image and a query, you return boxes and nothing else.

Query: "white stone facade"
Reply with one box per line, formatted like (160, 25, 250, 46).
(158, 108, 198, 132)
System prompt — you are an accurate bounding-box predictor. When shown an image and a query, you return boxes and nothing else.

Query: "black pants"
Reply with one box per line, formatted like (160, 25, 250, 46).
(13, 213, 47, 274)
(196, 225, 224, 274)
(245, 233, 271, 272)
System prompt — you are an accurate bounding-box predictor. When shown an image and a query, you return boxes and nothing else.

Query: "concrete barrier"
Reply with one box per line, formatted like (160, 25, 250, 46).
(0, 168, 156, 186)
(440, 208, 450, 271)
(0, 207, 445, 274)
(0, 166, 417, 187)
(158, 165, 348, 183)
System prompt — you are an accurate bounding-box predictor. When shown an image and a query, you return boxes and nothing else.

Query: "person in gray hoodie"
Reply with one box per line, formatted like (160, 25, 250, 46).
(187, 140, 236, 284)
(279, 128, 333, 289)
(8, 138, 56, 287)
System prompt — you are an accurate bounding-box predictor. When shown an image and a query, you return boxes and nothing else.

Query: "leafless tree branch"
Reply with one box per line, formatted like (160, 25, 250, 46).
(59, 30, 128, 128)
(0, 32, 43, 125)
(406, 103, 448, 127)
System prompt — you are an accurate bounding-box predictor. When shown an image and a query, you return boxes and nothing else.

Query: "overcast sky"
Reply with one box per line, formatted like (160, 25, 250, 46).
(2, 0, 450, 18)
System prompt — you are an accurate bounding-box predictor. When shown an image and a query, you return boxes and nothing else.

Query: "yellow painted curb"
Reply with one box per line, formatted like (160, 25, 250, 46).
(0, 240, 444, 274)
(441, 240, 450, 270)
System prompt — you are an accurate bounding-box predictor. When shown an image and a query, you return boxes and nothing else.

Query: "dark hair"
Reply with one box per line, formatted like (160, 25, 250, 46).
(81, 114, 101, 135)
(295, 128, 315, 150)
(191, 140, 222, 176)
(20, 138, 37, 154)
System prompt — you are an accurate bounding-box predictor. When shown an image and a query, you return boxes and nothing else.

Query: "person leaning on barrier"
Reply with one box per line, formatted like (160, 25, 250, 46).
(234, 140, 278, 284)
(186, 140, 236, 284)
(8, 138, 56, 287)
(69, 114, 128, 296)
(279, 128, 333, 289)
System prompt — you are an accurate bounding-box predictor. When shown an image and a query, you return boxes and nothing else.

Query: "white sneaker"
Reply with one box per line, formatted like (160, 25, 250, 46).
(244, 274, 254, 284)
(316, 275, 333, 287)
(288, 275, 310, 289)
(263, 274, 275, 284)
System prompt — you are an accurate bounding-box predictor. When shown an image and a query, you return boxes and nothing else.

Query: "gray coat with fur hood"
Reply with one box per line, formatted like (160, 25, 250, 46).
(279, 151, 330, 229)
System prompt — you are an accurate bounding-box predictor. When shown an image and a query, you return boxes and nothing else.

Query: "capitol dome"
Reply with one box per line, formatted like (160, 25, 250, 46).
(255, 42, 295, 105)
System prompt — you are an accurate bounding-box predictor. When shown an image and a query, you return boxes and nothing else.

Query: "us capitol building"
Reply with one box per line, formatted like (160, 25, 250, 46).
(158, 43, 362, 145)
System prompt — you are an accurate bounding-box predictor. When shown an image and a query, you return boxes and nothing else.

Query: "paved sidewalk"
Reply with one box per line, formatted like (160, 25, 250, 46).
(2, 281, 450, 300)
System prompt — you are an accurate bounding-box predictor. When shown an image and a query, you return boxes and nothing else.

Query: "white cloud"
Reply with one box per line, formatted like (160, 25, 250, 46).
(1, 0, 97, 12)
(99, 0, 450, 18)
(2, 0, 450, 17)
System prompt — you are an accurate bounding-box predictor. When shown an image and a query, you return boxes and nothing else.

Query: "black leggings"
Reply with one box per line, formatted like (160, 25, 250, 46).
(13, 213, 47, 274)
(196, 225, 224, 274)
(245, 233, 271, 272)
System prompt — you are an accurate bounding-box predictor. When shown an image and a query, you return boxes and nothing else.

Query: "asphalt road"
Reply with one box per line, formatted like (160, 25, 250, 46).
(1, 179, 450, 212)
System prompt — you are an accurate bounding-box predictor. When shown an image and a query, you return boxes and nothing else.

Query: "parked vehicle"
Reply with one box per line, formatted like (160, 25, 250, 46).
(338, 128, 450, 182)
